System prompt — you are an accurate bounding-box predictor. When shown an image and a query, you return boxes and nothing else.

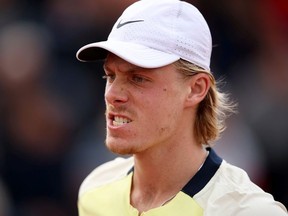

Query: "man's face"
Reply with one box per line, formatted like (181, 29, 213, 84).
(103, 54, 189, 155)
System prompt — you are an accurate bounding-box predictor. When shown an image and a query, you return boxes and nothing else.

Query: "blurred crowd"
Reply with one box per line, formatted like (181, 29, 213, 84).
(0, 0, 287, 215)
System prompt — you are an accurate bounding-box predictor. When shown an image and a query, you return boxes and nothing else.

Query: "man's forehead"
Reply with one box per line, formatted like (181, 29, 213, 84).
(104, 53, 145, 73)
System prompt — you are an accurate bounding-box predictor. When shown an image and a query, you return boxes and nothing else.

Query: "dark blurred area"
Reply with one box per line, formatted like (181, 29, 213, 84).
(0, 0, 287, 215)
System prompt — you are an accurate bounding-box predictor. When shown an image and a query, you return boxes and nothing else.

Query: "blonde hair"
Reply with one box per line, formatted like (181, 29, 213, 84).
(174, 59, 237, 145)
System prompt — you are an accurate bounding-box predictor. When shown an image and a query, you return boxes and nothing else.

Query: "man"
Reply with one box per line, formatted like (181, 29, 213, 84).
(76, 0, 287, 215)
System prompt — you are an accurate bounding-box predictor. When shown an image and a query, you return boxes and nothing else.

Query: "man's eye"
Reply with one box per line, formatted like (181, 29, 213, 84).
(102, 74, 115, 82)
(132, 75, 145, 83)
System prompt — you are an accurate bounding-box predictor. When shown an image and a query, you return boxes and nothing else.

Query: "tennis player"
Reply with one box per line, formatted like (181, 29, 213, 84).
(76, 0, 288, 215)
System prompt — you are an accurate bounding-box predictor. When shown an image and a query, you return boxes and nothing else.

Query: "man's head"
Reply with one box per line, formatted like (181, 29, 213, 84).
(76, 0, 235, 149)
(102, 53, 211, 154)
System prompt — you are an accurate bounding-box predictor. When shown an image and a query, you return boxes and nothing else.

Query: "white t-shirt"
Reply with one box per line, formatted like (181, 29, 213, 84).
(78, 148, 287, 216)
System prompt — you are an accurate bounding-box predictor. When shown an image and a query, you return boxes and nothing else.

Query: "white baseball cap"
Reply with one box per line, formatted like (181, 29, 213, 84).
(76, 0, 212, 71)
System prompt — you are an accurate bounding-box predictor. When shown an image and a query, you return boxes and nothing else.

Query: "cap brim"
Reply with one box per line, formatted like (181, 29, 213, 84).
(76, 40, 180, 68)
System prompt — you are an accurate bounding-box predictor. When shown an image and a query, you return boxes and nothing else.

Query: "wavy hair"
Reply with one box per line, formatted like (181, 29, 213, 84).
(174, 59, 237, 145)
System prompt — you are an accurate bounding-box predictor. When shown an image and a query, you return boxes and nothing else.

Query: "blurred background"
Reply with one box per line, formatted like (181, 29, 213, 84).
(0, 0, 287, 215)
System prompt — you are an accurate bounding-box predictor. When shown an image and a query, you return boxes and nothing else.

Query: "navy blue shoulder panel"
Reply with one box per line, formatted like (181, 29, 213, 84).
(127, 166, 134, 175)
(181, 148, 223, 197)
(127, 148, 222, 197)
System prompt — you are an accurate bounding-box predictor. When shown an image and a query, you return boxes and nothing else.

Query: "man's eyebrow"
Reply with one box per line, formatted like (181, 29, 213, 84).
(103, 62, 144, 74)
(103, 63, 110, 72)
(103, 63, 119, 74)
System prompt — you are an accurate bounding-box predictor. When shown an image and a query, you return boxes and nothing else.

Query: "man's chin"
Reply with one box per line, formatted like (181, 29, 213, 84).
(105, 140, 135, 155)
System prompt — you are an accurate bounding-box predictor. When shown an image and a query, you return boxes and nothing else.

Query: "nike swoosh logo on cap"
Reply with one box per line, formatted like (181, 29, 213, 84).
(116, 20, 144, 29)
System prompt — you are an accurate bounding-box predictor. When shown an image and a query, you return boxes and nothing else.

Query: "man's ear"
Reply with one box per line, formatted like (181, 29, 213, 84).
(184, 73, 211, 108)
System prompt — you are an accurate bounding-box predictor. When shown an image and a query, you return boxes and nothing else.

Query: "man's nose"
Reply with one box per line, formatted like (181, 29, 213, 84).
(104, 79, 128, 106)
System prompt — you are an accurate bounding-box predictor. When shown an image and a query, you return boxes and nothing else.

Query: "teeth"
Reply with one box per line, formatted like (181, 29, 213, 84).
(113, 116, 131, 126)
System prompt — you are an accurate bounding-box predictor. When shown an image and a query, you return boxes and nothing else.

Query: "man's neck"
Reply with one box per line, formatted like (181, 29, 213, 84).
(130, 143, 208, 213)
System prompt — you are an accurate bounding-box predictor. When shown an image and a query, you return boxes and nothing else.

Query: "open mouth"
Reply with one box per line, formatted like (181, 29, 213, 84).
(111, 115, 132, 126)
